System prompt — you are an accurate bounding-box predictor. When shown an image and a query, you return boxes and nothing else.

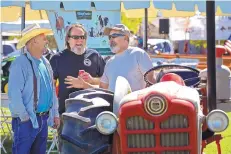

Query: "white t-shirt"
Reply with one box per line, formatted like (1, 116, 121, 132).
(100, 47, 153, 92)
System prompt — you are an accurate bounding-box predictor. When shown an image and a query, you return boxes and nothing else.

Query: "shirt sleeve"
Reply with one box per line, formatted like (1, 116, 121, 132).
(8, 60, 29, 121)
(96, 54, 106, 77)
(137, 50, 153, 74)
(49, 55, 59, 80)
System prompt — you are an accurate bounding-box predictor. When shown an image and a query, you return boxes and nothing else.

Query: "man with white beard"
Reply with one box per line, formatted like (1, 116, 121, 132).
(65, 24, 155, 92)
(50, 24, 105, 151)
(50, 24, 105, 114)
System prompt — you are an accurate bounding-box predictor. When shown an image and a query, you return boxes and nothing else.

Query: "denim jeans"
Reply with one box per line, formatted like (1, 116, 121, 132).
(12, 114, 49, 154)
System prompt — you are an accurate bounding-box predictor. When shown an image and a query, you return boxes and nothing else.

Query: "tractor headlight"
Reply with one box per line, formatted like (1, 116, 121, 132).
(206, 110, 229, 132)
(96, 111, 118, 135)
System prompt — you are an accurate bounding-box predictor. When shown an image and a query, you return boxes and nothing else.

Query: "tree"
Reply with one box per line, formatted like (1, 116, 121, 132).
(121, 12, 142, 34)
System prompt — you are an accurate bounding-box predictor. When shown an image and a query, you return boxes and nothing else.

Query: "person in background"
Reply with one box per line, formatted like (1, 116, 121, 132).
(129, 31, 138, 47)
(137, 35, 143, 48)
(8, 23, 60, 154)
(64, 24, 155, 92)
(43, 47, 55, 61)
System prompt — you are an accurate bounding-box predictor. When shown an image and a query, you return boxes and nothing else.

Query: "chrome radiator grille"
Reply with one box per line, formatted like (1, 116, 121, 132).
(126, 115, 190, 154)
(127, 116, 155, 130)
(161, 132, 189, 147)
(128, 134, 155, 148)
(160, 115, 188, 129)
(160, 115, 189, 147)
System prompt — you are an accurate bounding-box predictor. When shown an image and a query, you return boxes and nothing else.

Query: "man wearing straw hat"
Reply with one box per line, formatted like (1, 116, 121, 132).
(8, 23, 60, 154)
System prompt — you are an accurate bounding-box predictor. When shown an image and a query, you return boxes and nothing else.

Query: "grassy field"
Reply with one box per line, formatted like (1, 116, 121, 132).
(1, 109, 231, 154)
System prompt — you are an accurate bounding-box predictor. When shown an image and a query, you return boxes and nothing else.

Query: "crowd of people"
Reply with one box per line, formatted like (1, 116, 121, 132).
(7, 23, 155, 153)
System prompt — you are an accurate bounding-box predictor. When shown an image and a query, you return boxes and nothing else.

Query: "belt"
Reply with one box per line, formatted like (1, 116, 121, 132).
(36, 111, 49, 116)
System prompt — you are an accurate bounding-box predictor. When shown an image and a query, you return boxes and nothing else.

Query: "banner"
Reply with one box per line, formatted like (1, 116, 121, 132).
(47, 10, 120, 55)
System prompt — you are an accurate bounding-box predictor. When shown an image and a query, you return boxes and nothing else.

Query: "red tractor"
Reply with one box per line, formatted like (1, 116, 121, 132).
(61, 47, 230, 154)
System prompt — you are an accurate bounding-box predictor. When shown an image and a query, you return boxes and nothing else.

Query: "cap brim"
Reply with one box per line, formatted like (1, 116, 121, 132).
(103, 27, 125, 36)
(17, 28, 53, 49)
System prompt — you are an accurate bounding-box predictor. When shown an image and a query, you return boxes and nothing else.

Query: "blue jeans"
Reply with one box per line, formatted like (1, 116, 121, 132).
(12, 114, 49, 154)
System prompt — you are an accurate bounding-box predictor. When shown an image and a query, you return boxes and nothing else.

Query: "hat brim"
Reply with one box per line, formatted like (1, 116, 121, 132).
(104, 27, 126, 36)
(17, 28, 53, 49)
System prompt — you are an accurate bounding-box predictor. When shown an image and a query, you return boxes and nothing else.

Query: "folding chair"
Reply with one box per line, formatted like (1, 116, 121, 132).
(0, 127, 7, 153)
(47, 127, 60, 154)
(1, 93, 13, 153)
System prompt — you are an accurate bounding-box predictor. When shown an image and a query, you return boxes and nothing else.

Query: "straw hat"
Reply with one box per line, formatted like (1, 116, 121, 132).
(17, 23, 53, 49)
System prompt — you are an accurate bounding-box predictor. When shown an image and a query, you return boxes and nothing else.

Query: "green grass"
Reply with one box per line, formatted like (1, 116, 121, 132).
(1, 108, 231, 154)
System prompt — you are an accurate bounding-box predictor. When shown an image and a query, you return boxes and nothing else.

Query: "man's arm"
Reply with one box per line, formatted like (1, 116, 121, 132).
(65, 76, 95, 89)
(79, 72, 101, 85)
(99, 81, 109, 89)
(8, 61, 29, 121)
(146, 71, 156, 85)
(137, 49, 156, 84)
(91, 77, 101, 85)
(80, 52, 105, 85)
(64, 76, 108, 89)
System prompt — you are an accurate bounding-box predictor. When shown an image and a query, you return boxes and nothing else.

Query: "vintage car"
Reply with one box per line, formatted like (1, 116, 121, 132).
(61, 64, 229, 154)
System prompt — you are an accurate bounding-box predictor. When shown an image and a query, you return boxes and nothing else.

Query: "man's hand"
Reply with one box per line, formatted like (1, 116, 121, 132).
(79, 72, 94, 84)
(65, 76, 85, 88)
(65, 76, 92, 89)
(53, 117, 60, 129)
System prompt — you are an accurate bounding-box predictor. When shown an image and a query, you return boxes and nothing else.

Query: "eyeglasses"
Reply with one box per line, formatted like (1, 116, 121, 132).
(108, 33, 125, 40)
(69, 35, 86, 40)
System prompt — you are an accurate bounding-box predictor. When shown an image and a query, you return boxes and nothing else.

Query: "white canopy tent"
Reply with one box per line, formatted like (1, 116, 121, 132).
(1, 19, 51, 35)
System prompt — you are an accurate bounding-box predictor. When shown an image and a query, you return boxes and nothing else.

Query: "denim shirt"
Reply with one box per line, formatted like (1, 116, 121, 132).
(8, 51, 59, 129)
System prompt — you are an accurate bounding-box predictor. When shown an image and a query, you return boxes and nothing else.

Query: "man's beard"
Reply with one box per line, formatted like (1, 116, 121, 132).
(71, 45, 85, 55)
(110, 42, 120, 54)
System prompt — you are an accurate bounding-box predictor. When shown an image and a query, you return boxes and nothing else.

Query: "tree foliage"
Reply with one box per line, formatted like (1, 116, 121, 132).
(190, 40, 225, 49)
(121, 12, 142, 34)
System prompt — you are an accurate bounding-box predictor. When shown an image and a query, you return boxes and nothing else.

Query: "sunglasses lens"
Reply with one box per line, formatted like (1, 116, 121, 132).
(70, 35, 85, 40)
(108, 33, 125, 40)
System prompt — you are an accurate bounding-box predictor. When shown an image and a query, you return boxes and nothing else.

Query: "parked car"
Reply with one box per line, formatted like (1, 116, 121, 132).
(2, 40, 21, 59)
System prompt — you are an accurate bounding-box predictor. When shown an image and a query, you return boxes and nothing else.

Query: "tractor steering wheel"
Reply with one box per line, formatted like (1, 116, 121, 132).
(144, 64, 200, 87)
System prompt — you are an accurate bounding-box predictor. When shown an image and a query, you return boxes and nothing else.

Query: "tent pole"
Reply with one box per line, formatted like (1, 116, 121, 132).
(143, 8, 148, 51)
(21, 7, 25, 52)
(21, 7, 25, 31)
(206, 1, 217, 110)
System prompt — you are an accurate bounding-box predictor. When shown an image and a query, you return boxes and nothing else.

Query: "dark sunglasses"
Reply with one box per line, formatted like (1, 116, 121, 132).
(69, 35, 86, 40)
(108, 33, 125, 40)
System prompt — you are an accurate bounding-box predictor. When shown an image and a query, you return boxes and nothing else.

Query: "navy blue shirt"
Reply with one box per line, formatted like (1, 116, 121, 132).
(50, 48, 105, 113)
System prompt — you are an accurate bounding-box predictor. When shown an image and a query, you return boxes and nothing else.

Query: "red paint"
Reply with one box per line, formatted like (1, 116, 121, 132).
(216, 45, 226, 58)
(160, 73, 185, 86)
(119, 91, 198, 154)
